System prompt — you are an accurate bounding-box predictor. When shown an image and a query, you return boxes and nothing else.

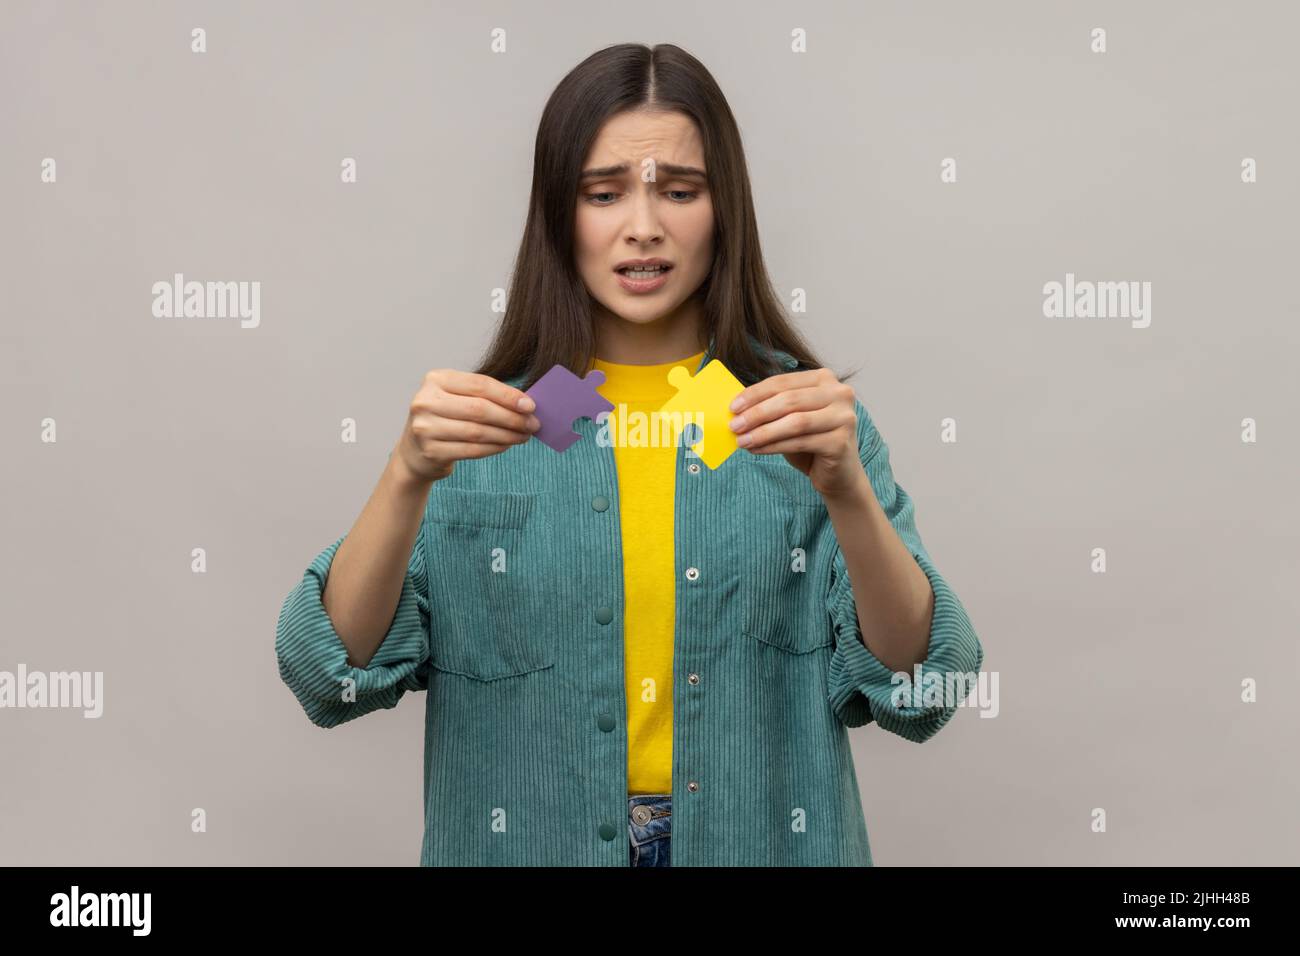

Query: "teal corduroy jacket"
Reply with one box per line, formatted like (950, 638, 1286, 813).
(276, 336, 984, 866)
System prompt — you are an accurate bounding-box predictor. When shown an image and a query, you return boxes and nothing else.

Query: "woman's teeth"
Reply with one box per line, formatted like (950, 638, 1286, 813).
(620, 266, 669, 278)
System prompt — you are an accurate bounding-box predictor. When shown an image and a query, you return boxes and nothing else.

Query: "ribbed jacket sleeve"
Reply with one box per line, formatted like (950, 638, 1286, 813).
(826, 401, 984, 741)
(276, 529, 432, 728)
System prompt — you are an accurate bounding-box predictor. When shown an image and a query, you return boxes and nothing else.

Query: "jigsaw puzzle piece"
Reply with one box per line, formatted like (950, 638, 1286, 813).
(657, 359, 745, 469)
(524, 364, 615, 452)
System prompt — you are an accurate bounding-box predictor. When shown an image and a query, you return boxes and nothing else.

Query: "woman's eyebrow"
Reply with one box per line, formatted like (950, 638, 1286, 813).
(580, 162, 707, 180)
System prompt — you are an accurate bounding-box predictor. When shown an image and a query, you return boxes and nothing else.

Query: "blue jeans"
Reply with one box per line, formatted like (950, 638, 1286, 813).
(628, 793, 672, 867)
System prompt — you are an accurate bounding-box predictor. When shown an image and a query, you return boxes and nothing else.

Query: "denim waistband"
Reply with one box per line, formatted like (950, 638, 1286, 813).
(627, 793, 672, 846)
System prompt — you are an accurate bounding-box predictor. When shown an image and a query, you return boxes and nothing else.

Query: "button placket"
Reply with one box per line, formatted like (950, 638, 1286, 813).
(677, 430, 711, 826)
(572, 415, 626, 854)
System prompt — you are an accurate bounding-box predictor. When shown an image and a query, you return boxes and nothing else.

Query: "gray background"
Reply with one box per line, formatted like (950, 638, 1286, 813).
(2, 0, 1296, 865)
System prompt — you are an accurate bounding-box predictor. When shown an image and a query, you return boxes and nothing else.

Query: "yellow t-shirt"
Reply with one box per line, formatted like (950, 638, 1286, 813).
(590, 350, 705, 796)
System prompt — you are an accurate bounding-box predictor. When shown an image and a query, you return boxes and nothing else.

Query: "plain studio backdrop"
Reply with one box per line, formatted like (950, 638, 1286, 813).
(1, 0, 1296, 865)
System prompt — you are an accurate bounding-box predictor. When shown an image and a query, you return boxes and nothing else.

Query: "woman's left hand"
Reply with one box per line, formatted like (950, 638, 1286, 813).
(729, 368, 865, 500)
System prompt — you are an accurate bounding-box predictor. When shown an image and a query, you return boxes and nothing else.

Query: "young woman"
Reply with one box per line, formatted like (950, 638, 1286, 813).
(276, 43, 983, 867)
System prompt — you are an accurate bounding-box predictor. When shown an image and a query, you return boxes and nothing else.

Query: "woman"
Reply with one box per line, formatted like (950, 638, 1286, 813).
(276, 43, 983, 867)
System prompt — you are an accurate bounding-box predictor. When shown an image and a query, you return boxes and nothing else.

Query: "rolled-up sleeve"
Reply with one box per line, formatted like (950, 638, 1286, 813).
(826, 400, 984, 741)
(276, 528, 432, 729)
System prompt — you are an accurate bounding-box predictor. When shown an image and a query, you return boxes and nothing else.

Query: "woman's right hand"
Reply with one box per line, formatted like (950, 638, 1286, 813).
(393, 369, 540, 484)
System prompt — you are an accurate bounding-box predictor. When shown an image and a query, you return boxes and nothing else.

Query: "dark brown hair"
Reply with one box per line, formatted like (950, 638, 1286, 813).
(472, 42, 857, 389)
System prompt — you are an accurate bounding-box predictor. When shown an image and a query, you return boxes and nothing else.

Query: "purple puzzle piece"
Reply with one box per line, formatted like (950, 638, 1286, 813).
(525, 364, 615, 452)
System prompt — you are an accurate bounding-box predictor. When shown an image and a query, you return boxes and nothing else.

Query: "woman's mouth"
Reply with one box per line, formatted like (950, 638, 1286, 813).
(615, 264, 673, 293)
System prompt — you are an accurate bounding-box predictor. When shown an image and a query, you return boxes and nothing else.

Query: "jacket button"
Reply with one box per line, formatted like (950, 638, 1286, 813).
(687, 673, 700, 685)
(591, 495, 609, 512)
(685, 566, 700, 581)
(687, 781, 699, 793)
(598, 822, 617, 841)
(687, 463, 701, 475)
(594, 606, 613, 625)
(597, 714, 616, 732)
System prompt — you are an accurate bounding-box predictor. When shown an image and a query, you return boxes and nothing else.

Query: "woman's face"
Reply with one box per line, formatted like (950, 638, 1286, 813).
(574, 108, 714, 332)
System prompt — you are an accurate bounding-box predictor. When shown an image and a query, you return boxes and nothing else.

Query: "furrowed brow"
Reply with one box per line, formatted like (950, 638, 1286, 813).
(580, 162, 707, 180)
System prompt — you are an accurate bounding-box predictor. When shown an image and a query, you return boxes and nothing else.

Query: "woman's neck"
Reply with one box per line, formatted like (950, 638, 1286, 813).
(592, 301, 707, 366)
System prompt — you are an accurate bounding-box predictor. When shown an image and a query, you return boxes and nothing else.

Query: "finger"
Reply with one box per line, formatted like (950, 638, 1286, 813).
(730, 368, 823, 414)
(440, 369, 537, 417)
(418, 414, 536, 446)
(738, 406, 842, 450)
(430, 383, 539, 435)
(426, 440, 521, 462)
(732, 384, 828, 433)
(746, 431, 840, 456)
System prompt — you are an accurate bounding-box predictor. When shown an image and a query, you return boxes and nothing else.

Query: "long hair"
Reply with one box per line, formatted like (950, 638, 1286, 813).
(473, 42, 857, 389)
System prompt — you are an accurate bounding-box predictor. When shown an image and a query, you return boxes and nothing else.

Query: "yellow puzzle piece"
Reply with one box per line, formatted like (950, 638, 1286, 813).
(658, 360, 745, 470)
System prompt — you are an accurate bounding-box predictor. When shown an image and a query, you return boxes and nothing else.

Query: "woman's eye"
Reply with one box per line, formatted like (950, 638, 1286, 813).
(584, 189, 699, 205)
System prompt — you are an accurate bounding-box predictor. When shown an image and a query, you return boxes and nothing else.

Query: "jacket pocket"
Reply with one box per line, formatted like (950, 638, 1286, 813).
(742, 452, 826, 507)
(422, 486, 554, 680)
(740, 492, 834, 655)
